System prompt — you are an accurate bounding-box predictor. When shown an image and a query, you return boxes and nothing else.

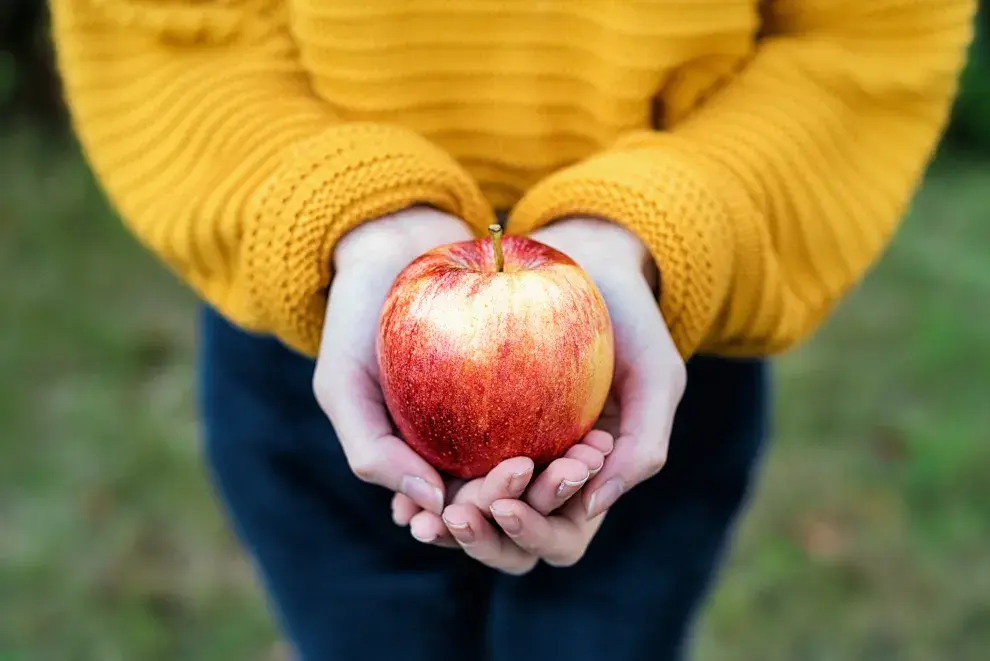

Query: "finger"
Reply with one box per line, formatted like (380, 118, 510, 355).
(583, 369, 683, 522)
(409, 510, 458, 549)
(442, 504, 538, 575)
(524, 457, 591, 516)
(391, 492, 420, 526)
(581, 276, 686, 521)
(449, 478, 484, 507)
(443, 477, 469, 505)
(489, 498, 605, 568)
(578, 429, 615, 457)
(593, 387, 622, 437)
(593, 414, 621, 439)
(474, 457, 535, 511)
(313, 361, 446, 514)
(565, 443, 606, 477)
(582, 371, 678, 520)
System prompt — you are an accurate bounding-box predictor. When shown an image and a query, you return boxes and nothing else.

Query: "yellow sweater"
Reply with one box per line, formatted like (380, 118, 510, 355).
(50, 0, 974, 358)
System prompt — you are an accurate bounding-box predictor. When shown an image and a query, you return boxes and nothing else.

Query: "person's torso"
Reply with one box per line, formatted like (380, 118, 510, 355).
(292, 0, 761, 208)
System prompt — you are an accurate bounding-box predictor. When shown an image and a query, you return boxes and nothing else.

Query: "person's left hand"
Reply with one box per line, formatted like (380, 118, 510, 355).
(397, 217, 687, 573)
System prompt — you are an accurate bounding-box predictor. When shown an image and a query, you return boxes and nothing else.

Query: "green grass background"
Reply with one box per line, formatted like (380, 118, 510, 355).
(2, 110, 989, 658)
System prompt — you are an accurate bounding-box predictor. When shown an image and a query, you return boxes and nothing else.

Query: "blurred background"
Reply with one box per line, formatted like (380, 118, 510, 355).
(1, 4, 989, 661)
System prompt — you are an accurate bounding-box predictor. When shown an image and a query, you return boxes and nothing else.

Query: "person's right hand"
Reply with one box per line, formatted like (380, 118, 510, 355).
(312, 206, 475, 515)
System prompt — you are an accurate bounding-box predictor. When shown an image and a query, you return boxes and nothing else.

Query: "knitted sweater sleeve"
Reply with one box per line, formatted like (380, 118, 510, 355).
(49, 0, 494, 356)
(509, 0, 976, 358)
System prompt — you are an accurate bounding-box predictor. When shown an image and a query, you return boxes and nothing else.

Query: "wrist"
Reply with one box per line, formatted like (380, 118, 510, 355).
(530, 217, 658, 291)
(334, 206, 474, 271)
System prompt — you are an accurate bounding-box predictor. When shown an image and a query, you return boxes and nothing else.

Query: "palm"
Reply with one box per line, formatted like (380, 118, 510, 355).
(530, 220, 686, 513)
(329, 264, 478, 502)
(312, 209, 477, 514)
(594, 389, 622, 439)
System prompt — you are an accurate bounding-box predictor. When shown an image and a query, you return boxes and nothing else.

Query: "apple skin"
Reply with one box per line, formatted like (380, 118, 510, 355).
(376, 233, 614, 479)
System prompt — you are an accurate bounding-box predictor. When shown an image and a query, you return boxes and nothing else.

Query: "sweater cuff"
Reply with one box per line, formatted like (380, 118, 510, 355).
(508, 140, 751, 357)
(243, 122, 494, 356)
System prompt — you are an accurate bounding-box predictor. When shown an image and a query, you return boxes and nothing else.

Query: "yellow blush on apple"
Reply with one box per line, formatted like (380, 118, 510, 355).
(377, 225, 614, 479)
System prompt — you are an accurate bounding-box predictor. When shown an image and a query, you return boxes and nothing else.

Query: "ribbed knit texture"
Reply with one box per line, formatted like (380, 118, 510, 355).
(50, 0, 974, 357)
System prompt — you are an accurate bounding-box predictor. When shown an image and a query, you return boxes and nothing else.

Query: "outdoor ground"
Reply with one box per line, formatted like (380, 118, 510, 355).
(1, 126, 988, 661)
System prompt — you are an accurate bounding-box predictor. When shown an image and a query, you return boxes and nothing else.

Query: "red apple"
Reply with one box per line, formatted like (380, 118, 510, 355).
(376, 225, 614, 479)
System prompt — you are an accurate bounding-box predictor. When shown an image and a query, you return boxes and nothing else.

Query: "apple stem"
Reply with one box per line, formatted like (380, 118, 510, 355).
(488, 224, 504, 273)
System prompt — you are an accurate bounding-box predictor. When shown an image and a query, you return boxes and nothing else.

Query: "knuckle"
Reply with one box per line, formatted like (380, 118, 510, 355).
(642, 445, 668, 476)
(346, 454, 380, 483)
(311, 369, 336, 412)
(503, 557, 539, 576)
(545, 546, 586, 568)
(667, 359, 688, 398)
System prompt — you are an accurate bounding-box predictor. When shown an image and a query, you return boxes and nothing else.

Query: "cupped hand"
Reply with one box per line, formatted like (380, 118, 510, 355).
(532, 217, 687, 519)
(394, 429, 614, 574)
(312, 206, 476, 514)
(403, 217, 687, 575)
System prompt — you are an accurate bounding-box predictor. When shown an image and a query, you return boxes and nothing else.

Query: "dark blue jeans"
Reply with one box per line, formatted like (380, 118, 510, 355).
(196, 306, 769, 661)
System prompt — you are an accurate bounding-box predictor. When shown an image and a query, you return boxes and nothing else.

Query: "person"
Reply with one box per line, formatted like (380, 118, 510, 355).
(49, 0, 974, 659)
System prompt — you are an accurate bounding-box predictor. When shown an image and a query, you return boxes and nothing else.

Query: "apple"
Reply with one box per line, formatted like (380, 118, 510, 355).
(377, 224, 614, 479)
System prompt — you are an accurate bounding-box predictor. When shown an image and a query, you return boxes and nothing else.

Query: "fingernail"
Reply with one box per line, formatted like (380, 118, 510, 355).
(400, 475, 443, 514)
(508, 470, 530, 496)
(443, 517, 475, 544)
(390, 502, 404, 526)
(556, 474, 590, 499)
(409, 525, 437, 544)
(410, 528, 436, 543)
(490, 506, 522, 535)
(589, 459, 605, 478)
(587, 478, 624, 519)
